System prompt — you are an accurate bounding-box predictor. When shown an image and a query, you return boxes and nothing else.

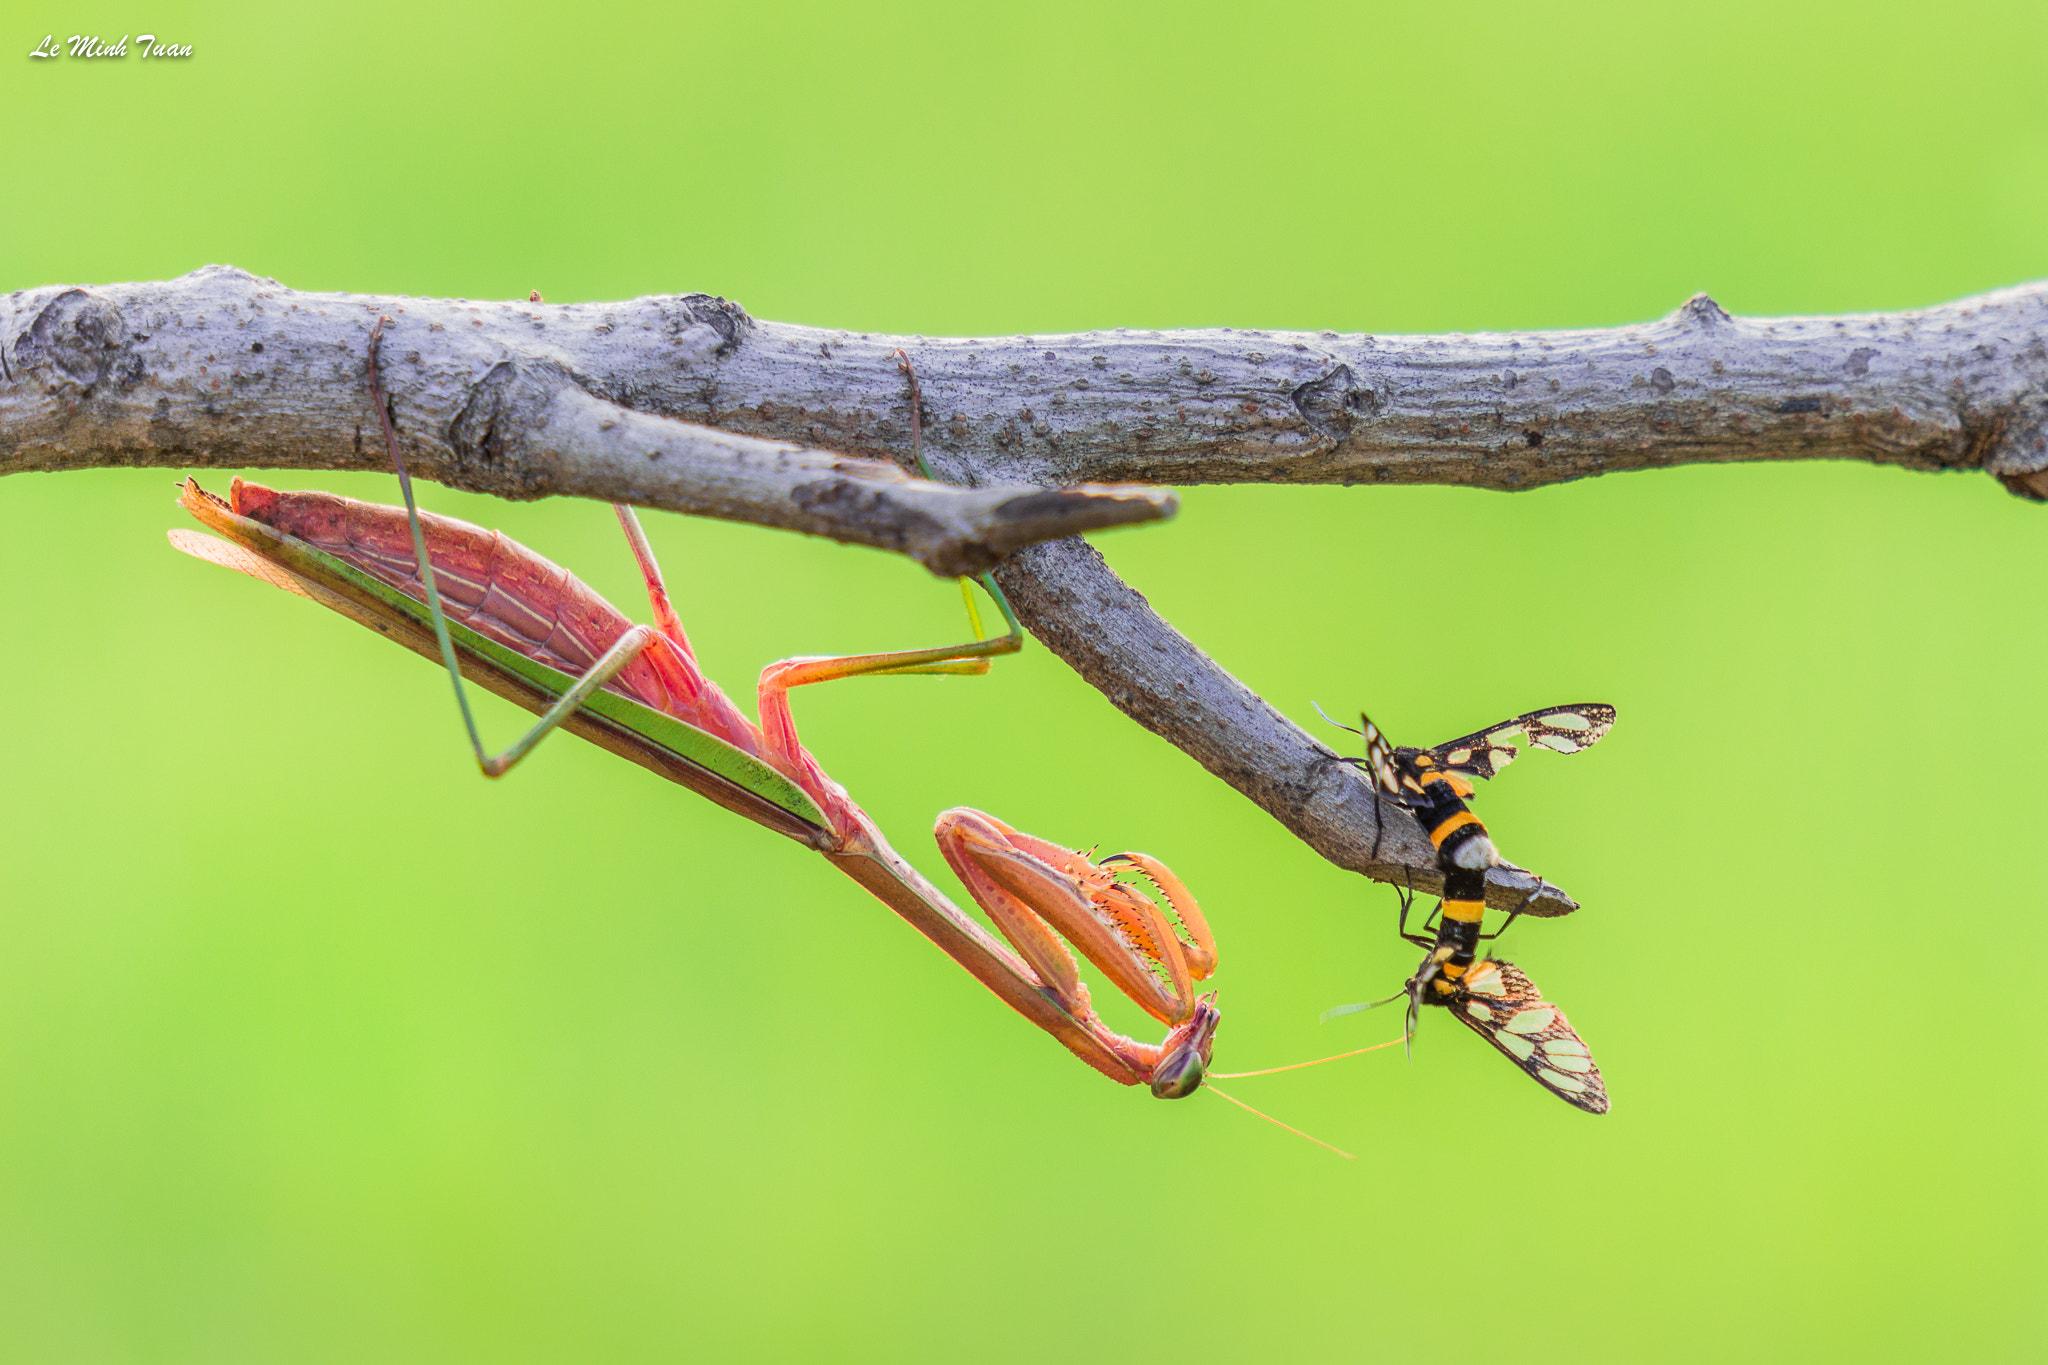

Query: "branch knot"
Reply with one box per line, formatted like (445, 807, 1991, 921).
(1291, 363, 1380, 439)
(14, 288, 125, 395)
(1677, 293, 1732, 328)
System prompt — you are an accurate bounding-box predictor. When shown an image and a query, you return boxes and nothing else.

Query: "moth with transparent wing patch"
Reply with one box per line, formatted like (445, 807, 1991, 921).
(1323, 703, 1616, 912)
(1323, 876, 1611, 1113)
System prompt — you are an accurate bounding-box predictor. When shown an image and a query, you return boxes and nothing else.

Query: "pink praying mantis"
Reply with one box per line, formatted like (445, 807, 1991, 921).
(169, 323, 1231, 1098)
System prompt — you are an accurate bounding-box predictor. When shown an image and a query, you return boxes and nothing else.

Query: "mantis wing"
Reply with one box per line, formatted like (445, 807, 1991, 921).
(169, 481, 833, 846)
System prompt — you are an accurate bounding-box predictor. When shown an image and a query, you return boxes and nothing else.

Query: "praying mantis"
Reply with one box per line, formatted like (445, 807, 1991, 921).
(166, 326, 1222, 1097)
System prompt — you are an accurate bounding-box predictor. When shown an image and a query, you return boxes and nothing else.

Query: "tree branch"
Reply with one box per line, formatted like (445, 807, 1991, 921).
(13, 267, 2048, 508)
(0, 268, 1174, 577)
(16, 265, 2044, 903)
(716, 282, 2048, 498)
(990, 537, 1577, 915)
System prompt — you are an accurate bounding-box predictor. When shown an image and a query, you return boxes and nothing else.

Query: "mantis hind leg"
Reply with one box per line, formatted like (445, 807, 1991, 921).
(369, 316, 673, 779)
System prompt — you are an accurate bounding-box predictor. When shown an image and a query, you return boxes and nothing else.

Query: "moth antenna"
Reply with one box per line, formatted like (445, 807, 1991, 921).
(1320, 985, 1407, 1024)
(1203, 1084, 1355, 1160)
(1310, 699, 1363, 737)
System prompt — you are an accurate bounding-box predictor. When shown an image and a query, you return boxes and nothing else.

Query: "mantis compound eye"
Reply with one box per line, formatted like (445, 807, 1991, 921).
(1149, 995, 1220, 1099)
(1149, 1050, 1205, 1100)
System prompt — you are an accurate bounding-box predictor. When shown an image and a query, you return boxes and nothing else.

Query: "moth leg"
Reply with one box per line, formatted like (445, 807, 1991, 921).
(1336, 754, 1413, 866)
(1394, 877, 1434, 948)
(1478, 880, 1545, 943)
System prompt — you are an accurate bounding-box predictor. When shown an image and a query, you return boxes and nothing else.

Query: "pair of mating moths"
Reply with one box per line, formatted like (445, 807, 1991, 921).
(1326, 704, 1617, 1114)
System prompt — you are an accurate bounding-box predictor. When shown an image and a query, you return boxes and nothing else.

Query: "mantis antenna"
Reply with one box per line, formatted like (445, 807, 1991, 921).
(1201, 1084, 1358, 1161)
(1209, 1035, 1410, 1079)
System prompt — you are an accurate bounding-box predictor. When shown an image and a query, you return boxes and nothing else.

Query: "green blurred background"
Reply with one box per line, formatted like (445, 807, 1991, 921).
(6, 1, 2046, 1359)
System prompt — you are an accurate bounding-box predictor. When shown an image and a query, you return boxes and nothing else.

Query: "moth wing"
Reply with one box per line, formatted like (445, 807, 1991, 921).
(1431, 740, 1521, 781)
(1429, 703, 1618, 780)
(1447, 958, 1609, 1114)
(1359, 714, 1407, 799)
(1509, 703, 1617, 756)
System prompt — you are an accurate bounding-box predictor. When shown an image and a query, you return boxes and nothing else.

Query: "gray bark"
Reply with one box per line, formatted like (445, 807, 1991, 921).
(12, 266, 2047, 501)
(13, 264, 2046, 906)
(0, 268, 1174, 577)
